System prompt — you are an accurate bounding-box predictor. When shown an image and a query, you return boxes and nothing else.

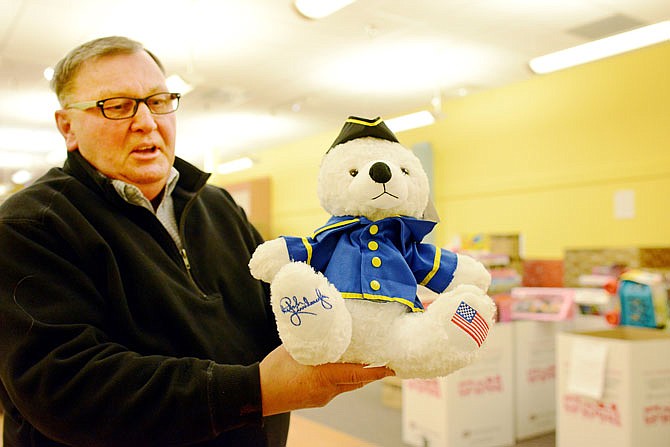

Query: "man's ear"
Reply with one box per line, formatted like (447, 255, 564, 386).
(55, 110, 78, 152)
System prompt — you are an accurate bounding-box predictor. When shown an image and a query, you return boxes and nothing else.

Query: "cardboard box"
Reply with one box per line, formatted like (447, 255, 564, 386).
(381, 376, 402, 409)
(562, 314, 612, 332)
(513, 321, 560, 440)
(402, 323, 515, 447)
(514, 317, 610, 441)
(563, 247, 670, 287)
(556, 327, 670, 447)
(522, 259, 564, 287)
(460, 234, 522, 260)
(489, 234, 522, 260)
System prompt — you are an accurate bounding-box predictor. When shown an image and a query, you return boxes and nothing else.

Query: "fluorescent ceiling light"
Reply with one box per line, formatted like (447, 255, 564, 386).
(293, 0, 355, 19)
(11, 169, 33, 185)
(166, 74, 194, 95)
(385, 111, 435, 133)
(0, 91, 61, 126)
(1, 152, 38, 169)
(43, 66, 55, 81)
(0, 127, 62, 153)
(529, 20, 670, 74)
(217, 157, 253, 174)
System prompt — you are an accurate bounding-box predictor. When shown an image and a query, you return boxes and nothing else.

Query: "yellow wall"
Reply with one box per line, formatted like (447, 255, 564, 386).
(215, 132, 332, 239)
(213, 41, 670, 259)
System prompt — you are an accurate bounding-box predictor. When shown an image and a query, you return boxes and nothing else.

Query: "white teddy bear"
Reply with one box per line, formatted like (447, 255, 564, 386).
(249, 116, 496, 379)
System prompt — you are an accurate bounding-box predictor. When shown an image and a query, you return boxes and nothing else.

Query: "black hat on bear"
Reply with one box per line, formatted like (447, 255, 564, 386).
(328, 116, 399, 151)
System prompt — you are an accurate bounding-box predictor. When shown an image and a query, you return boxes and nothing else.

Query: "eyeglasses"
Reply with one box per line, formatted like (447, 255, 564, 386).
(66, 92, 181, 120)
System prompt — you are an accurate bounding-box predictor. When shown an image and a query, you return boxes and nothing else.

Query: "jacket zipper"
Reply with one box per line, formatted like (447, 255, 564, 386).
(177, 193, 208, 299)
(180, 248, 191, 271)
(179, 247, 207, 297)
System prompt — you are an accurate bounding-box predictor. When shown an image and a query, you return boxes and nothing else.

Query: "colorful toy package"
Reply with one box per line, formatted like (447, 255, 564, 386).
(618, 269, 668, 328)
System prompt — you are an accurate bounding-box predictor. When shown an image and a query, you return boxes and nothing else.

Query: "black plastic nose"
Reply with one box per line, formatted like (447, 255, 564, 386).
(369, 162, 392, 184)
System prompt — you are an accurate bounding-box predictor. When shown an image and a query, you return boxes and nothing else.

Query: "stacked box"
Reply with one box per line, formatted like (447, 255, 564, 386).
(522, 259, 564, 287)
(511, 317, 610, 441)
(556, 327, 670, 447)
(639, 248, 670, 269)
(563, 247, 670, 287)
(402, 323, 515, 447)
(489, 234, 522, 260)
(513, 321, 560, 440)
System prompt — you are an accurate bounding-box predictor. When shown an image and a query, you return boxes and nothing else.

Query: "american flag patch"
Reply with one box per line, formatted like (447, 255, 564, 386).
(451, 301, 489, 347)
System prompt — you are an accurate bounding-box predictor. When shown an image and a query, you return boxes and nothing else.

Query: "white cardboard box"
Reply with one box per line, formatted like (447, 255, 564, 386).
(513, 321, 560, 440)
(402, 322, 515, 447)
(513, 316, 611, 441)
(556, 327, 670, 447)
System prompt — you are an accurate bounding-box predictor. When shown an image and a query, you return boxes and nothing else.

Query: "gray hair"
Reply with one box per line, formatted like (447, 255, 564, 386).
(51, 36, 166, 106)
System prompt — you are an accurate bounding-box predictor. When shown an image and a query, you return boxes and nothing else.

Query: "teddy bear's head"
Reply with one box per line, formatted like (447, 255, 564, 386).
(317, 117, 430, 222)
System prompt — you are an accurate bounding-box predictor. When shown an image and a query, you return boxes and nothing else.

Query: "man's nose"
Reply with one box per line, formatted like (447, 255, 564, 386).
(130, 102, 158, 131)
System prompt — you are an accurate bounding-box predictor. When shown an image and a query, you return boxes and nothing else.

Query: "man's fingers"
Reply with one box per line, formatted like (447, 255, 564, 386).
(335, 382, 366, 394)
(260, 346, 396, 415)
(325, 364, 395, 385)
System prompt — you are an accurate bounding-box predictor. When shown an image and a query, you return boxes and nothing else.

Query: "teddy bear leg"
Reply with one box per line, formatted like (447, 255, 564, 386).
(270, 262, 352, 365)
(425, 284, 496, 368)
(385, 284, 496, 378)
(429, 284, 496, 349)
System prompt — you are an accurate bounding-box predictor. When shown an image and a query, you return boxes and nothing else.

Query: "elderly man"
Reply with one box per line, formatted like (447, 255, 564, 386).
(0, 36, 392, 446)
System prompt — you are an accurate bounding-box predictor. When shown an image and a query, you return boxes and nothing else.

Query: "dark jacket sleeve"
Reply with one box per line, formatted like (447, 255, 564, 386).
(0, 180, 281, 446)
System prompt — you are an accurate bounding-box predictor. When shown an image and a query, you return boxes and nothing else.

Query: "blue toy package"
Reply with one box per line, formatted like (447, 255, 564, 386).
(618, 270, 668, 329)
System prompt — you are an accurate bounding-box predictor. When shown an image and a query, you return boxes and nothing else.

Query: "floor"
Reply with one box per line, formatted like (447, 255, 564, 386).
(290, 381, 556, 447)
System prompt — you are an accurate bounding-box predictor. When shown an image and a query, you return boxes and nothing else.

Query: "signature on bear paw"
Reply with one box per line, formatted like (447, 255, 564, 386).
(279, 288, 333, 326)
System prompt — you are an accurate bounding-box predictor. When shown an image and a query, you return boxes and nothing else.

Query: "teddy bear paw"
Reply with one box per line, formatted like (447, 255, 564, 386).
(249, 238, 291, 283)
(271, 262, 352, 365)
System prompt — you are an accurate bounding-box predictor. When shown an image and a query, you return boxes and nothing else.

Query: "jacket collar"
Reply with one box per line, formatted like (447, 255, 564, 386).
(63, 150, 211, 199)
(314, 215, 436, 242)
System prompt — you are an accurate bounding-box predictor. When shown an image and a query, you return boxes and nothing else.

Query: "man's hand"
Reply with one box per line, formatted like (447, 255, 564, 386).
(260, 345, 395, 416)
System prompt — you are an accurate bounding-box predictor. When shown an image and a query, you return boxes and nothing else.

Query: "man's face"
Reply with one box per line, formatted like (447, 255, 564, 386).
(55, 51, 177, 200)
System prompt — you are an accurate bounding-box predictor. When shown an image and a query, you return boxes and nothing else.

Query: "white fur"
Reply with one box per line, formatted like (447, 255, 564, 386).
(318, 138, 429, 221)
(342, 285, 496, 378)
(270, 262, 352, 364)
(249, 135, 496, 378)
(248, 238, 290, 283)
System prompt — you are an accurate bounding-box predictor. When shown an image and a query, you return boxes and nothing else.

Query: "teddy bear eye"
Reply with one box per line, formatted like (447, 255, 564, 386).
(349, 169, 359, 177)
(401, 167, 410, 175)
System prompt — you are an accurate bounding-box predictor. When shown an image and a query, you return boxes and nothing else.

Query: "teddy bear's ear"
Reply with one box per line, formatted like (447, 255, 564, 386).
(328, 116, 398, 152)
(423, 199, 441, 223)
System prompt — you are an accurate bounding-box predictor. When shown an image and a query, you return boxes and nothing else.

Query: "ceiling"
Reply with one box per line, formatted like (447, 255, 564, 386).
(1, 0, 669, 187)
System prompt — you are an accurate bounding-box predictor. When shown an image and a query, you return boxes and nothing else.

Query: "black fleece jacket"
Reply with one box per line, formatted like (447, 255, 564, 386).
(0, 151, 288, 446)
